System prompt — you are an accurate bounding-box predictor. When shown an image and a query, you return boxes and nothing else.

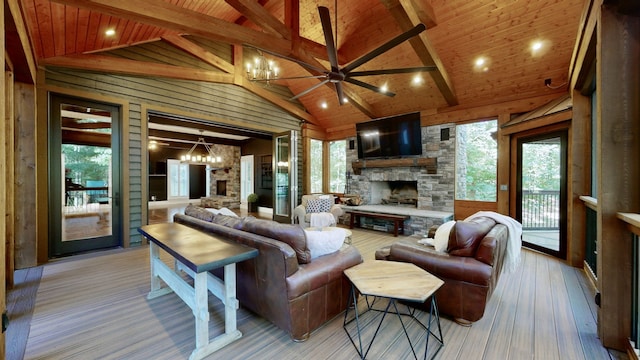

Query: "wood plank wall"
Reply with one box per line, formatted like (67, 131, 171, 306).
(5, 71, 15, 287)
(1, 3, 6, 356)
(43, 62, 302, 246)
(14, 83, 37, 268)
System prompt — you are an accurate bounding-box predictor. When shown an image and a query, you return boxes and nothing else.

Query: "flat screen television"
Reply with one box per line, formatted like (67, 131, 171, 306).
(356, 112, 422, 159)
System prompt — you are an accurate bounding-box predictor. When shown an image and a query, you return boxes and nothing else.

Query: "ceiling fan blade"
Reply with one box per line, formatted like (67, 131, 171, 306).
(344, 78, 396, 97)
(290, 79, 331, 101)
(343, 23, 427, 73)
(318, 6, 340, 72)
(335, 82, 346, 105)
(248, 46, 328, 74)
(348, 66, 437, 77)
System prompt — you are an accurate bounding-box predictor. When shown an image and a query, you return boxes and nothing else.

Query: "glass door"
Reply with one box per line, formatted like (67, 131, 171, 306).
(516, 130, 567, 258)
(273, 131, 298, 223)
(49, 95, 121, 257)
(240, 155, 254, 207)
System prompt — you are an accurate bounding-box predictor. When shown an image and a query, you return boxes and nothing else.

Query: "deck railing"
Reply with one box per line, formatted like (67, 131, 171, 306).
(522, 190, 560, 230)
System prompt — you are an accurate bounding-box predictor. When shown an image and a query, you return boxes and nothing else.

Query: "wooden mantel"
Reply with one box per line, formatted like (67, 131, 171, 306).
(351, 158, 437, 175)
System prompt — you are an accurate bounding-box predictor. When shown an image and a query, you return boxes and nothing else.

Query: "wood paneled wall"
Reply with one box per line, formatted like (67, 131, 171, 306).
(1, 3, 6, 355)
(14, 83, 37, 268)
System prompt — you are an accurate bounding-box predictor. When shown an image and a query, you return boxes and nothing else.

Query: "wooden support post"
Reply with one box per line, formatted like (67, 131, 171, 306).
(596, 5, 640, 350)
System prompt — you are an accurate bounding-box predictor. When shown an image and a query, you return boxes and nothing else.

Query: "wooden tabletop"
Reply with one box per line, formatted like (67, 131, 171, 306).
(139, 223, 258, 273)
(344, 260, 444, 302)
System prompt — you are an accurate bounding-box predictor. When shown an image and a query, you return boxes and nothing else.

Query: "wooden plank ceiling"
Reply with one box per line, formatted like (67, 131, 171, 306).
(20, 0, 584, 134)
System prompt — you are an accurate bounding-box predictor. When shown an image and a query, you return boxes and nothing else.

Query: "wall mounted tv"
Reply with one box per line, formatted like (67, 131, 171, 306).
(356, 112, 422, 159)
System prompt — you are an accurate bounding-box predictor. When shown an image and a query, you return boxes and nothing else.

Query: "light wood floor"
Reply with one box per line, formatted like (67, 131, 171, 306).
(7, 208, 627, 359)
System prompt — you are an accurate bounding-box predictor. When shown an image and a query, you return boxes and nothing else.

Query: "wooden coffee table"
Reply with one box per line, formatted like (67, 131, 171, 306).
(343, 260, 445, 360)
(139, 223, 258, 360)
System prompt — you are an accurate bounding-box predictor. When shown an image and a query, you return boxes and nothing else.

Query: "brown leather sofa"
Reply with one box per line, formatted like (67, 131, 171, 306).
(375, 216, 508, 325)
(174, 205, 363, 341)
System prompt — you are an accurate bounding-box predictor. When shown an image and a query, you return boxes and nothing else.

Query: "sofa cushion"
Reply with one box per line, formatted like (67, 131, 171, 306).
(448, 216, 496, 257)
(238, 217, 312, 264)
(211, 214, 249, 229)
(305, 198, 333, 213)
(184, 204, 214, 222)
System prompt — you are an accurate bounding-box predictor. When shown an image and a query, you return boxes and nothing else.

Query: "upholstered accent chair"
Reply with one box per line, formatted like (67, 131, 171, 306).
(293, 194, 344, 228)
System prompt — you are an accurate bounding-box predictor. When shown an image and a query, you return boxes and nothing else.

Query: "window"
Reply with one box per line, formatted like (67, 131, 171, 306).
(309, 139, 323, 193)
(455, 120, 498, 201)
(167, 159, 189, 199)
(329, 140, 346, 193)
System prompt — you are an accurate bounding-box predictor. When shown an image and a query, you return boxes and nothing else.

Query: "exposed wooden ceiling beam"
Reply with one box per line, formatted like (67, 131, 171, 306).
(239, 77, 318, 125)
(148, 129, 246, 146)
(232, 46, 316, 124)
(149, 114, 272, 139)
(380, 0, 458, 106)
(234, 0, 270, 25)
(225, 0, 291, 40)
(161, 35, 235, 74)
(49, 0, 292, 55)
(403, 0, 437, 28)
(6, 0, 37, 83)
(285, 0, 300, 53)
(41, 54, 235, 83)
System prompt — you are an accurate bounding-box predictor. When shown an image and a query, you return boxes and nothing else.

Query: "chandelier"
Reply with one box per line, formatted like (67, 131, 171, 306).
(180, 133, 221, 165)
(246, 52, 279, 84)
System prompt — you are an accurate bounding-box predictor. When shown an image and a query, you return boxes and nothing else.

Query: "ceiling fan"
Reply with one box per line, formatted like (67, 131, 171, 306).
(254, 6, 437, 105)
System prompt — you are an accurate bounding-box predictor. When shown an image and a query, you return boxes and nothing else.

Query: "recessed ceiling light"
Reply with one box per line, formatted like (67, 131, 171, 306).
(530, 39, 550, 57)
(105, 29, 116, 36)
(320, 102, 328, 109)
(412, 74, 424, 85)
(380, 83, 389, 93)
(531, 41, 543, 51)
(473, 56, 490, 72)
(342, 97, 349, 103)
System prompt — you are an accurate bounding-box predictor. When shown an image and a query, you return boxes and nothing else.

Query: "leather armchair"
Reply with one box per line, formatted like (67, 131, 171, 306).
(376, 216, 508, 325)
(293, 194, 344, 228)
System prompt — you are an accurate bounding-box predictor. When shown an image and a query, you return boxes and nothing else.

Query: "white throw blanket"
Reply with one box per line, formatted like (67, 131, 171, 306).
(465, 211, 523, 273)
(310, 212, 336, 227)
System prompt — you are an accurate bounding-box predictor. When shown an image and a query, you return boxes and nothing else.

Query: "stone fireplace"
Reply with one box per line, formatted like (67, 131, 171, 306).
(370, 181, 418, 207)
(346, 123, 456, 213)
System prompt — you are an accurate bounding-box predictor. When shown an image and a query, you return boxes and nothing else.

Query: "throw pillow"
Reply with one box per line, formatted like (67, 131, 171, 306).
(447, 217, 496, 257)
(305, 198, 332, 213)
(304, 228, 345, 259)
(433, 220, 456, 252)
(184, 204, 214, 222)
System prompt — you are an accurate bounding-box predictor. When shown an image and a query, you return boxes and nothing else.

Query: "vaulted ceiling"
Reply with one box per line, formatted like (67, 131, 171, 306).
(20, 0, 584, 135)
